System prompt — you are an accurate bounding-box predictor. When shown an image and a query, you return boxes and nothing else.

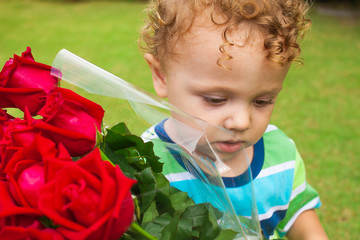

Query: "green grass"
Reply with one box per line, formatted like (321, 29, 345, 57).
(1, 1, 359, 238)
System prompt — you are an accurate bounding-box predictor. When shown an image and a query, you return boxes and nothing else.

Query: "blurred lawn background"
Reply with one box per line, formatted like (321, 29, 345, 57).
(0, 0, 359, 238)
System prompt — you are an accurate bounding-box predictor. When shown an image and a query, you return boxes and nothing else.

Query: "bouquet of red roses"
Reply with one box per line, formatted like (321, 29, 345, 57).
(0, 48, 244, 240)
(0, 47, 136, 240)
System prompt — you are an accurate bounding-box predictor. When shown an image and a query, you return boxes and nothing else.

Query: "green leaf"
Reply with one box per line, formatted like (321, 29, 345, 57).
(143, 141, 163, 173)
(102, 142, 136, 179)
(161, 214, 193, 240)
(198, 215, 220, 240)
(182, 204, 209, 227)
(214, 229, 239, 240)
(106, 129, 143, 150)
(169, 191, 195, 213)
(142, 213, 173, 239)
(135, 167, 157, 213)
(154, 173, 173, 216)
(142, 201, 159, 224)
(109, 122, 131, 135)
(116, 147, 148, 171)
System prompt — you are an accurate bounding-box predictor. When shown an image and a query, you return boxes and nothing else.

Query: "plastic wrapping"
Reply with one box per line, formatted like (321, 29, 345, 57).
(51, 49, 262, 240)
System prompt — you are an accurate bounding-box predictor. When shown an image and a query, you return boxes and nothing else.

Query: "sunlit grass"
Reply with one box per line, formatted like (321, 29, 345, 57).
(1, 1, 359, 238)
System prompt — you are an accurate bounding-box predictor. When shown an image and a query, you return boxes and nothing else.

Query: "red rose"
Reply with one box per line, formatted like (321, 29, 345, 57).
(0, 109, 14, 139)
(0, 217, 65, 240)
(0, 47, 60, 115)
(2, 135, 72, 209)
(38, 148, 136, 240)
(35, 87, 104, 157)
(0, 111, 40, 174)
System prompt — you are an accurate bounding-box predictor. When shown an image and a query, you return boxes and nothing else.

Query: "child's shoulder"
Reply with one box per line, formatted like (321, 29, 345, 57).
(264, 124, 292, 139)
(261, 124, 298, 169)
(263, 124, 296, 148)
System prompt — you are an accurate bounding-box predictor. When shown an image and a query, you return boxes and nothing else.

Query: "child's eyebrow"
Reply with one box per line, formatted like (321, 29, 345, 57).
(189, 83, 283, 95)
(188, 84, 235, 94)
(255, 88, 283, 96)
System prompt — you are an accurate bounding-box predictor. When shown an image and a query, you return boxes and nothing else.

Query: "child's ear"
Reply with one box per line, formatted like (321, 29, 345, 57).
(144, 53, 168, 98)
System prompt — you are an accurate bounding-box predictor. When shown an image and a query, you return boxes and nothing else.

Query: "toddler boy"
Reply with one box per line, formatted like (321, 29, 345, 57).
(140, 0, 328, 239)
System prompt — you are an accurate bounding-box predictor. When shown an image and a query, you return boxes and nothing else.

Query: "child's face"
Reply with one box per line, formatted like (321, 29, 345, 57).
(146, 22, 290, 157)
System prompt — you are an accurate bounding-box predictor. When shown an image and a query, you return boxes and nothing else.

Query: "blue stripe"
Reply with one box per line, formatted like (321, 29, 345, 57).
(260, 209, 287, 238)
(252, 170, 294, 214)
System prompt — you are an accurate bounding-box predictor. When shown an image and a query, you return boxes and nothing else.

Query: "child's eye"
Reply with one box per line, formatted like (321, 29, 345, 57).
(202, 96, 227, 105)
(253, 99, 274, 107)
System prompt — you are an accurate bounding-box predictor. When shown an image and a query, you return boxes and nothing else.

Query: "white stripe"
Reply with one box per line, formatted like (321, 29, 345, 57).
(165, 172, 193, 182)
(257, 161, 296, 179)
(258, 204, 289, 221)
(290, 182, 306, 201)
(283, 197, 321, 231)
(265, 124, 278, 133)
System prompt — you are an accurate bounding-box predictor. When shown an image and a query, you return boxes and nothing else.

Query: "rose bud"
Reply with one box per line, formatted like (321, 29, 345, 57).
(0, 47, 60, 115)
(35, 87, 104, 157)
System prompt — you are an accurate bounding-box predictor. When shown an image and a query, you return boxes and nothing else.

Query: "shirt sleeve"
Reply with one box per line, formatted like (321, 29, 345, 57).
(272, 147, 321, 238)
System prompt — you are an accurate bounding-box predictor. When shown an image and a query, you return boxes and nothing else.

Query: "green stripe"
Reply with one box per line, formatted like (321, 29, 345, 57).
(292, 149, 306, 190)
(263, 128, 296, 169)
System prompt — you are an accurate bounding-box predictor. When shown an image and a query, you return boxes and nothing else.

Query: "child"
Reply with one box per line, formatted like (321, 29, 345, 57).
(139, 0, 328, 239)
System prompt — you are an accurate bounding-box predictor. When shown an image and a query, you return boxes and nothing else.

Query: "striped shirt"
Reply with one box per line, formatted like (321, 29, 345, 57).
(141, 120, 321, 239)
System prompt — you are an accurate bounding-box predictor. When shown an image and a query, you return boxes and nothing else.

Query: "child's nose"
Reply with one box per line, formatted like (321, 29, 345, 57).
(223, 105, 251, 132)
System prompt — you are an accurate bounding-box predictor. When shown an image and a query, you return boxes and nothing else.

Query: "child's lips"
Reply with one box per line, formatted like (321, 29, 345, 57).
(214, 141, 245, 153)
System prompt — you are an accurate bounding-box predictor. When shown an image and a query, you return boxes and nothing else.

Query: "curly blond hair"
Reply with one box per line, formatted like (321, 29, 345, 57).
(139, 0, 311, 67)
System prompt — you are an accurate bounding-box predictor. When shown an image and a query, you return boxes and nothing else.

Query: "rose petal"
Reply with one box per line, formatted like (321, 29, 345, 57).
(16, 165, 45, 208)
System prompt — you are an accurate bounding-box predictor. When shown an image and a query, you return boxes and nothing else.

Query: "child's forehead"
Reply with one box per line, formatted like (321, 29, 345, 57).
(166, 28, 273, 76)
(167, 8, 263, 50)
(172, 17, 266, 59)
(189, 9, 261, 40)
